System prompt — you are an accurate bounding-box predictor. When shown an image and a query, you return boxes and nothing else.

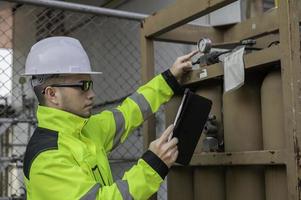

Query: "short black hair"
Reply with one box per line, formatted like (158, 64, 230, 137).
(31, 75, 61, 105)
(33, 85, 46, 105)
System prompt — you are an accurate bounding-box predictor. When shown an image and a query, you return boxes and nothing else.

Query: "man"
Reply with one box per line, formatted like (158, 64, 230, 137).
(23, 36, 197, 199)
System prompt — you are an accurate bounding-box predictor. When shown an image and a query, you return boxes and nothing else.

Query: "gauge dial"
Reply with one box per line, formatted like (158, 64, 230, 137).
(197, 38, 212, 53)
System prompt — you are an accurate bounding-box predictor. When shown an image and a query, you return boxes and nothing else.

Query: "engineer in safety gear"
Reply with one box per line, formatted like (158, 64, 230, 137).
(22, 36, 197, 200)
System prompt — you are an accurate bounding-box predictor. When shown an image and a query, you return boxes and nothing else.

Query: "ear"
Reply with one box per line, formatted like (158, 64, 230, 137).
(44, 87, 59, 105)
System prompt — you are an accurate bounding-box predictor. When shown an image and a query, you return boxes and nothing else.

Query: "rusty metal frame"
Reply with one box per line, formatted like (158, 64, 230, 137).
(142, 0, 237, 38)
(141, 0, 301, 199)
(278, 0, 301, 198)
(181, 45, 280, 85)
(190, 150, 286, 166)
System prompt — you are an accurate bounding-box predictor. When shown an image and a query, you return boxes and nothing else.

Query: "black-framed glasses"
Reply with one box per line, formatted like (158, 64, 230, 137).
(42, 80, 93, 94)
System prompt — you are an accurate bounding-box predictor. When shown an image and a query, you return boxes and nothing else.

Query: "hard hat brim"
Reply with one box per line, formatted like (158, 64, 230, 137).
(21, 71, 103, 76)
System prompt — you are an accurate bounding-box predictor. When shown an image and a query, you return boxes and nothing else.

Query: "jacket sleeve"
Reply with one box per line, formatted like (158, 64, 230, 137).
(26, 149, 168, 200)
(83, 69, 184, 152)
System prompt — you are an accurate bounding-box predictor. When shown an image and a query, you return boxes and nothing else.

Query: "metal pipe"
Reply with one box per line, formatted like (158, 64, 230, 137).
(0, 157, 11, 162)
(0, 156, 23, 162)
(2, 0, 148, 21)
(0, 118, 36, 123)
(0, 197, 25, 200)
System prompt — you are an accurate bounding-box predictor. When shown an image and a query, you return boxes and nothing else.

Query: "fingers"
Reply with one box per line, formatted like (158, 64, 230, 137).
(159, 124, 174, 143)
(176, 50, 197, 72)
(178, 50, 198, 62)
(170, 50, 198, 79)
(165, 145, 178, 165)
(182, 61, 193, 71)
(159, 136, 178, 160)
(164, 137, 178, 152)
(187, 50, 199, 58)
(149, 126, 179, 168)
(170, 148, 179, 162)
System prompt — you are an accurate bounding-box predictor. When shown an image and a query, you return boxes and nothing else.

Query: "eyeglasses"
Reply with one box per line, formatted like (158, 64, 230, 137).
(42, 80, 93, 94)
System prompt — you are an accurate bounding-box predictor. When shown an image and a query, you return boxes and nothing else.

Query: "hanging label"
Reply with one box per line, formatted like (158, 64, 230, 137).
(223, 46, 245, 93)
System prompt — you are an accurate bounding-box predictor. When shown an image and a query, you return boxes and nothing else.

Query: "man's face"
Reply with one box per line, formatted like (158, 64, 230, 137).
(54, 74, 96, 118)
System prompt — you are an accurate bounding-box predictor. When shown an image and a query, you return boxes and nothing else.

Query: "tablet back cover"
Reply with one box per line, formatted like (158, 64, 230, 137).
(173, 89, 212, 165)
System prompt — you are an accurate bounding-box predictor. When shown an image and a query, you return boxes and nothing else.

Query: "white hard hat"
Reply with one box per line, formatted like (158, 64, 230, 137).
(23, 36, 102, 76)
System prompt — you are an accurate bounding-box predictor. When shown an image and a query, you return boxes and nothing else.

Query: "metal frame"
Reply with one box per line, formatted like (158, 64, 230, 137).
(190, 150, 286, 166)
(2, 0, 148, 21)
(141, 0, 301, 199)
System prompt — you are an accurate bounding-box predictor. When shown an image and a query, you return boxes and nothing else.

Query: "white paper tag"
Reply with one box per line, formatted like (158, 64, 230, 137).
(199, 69, 208, 80)
(223, 46, 245, 93)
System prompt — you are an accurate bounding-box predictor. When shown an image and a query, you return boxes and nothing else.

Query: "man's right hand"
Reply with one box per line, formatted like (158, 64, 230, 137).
(148, 125, 179, 168)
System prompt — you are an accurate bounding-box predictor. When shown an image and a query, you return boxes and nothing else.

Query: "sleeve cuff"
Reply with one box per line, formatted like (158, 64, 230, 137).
(141, 150, 169, 179)
(161, 69, 185, 95)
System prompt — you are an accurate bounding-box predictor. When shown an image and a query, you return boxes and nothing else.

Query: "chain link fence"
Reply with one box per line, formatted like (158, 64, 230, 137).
(0, 1, 193, 199)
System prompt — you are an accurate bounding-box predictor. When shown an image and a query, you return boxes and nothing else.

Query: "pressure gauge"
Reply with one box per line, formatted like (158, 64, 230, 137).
(197, 38, 212, 54)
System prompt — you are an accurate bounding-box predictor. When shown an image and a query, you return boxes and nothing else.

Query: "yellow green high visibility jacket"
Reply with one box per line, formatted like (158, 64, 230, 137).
(23, 70, 183, 200)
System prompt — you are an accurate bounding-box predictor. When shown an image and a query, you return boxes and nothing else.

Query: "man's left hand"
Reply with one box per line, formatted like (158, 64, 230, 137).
(170, 50, 198, 80)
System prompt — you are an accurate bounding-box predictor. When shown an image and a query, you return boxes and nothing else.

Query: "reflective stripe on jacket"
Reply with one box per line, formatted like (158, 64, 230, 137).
(23, 70, 183, 200)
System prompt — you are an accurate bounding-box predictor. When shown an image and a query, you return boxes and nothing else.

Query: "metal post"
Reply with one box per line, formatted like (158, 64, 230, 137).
(261, 70, 288, 199)
(2, 0, 148, 21)
(194, 81, 225, 200)
(278, 0, 301, 198)
(223, 74, 265, 200)
(0, 118, 36, 123)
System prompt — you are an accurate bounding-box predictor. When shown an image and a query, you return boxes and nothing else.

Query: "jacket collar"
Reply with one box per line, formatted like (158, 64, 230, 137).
(37, 105, 89, 137)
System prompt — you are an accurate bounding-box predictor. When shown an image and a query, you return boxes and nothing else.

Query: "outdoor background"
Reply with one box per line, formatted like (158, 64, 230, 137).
(0, 1, 194, 199)
(0, 0, 275, 199)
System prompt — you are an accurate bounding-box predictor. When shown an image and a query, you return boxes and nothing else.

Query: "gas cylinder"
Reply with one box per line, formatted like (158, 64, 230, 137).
(261, 70, 287, 199)
(223, 74, 265, 200)
(195, 81, 223, 153)
(194, 80, 225, 200)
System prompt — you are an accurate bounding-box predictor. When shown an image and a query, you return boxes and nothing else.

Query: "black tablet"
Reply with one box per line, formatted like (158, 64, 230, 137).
(171, 89, 212, 165)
